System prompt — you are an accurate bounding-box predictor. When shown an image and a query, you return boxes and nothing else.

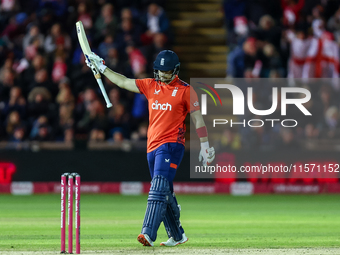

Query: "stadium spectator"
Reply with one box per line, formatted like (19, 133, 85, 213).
(22, 24, 44, 51)
(109, 127, 125, 142)
(130, 93, 148, 132)
(3, 86, 26, 118)
(319, 106, 340, 139)
(63, 126, 74, 142)
(0, 57, 14, 80)
(104, 46, 123, 73)
(29, 69, 54, 94)
(0, 0, 18, 13)
(131, 122, 148, 141)
(141, 3, 170, 45)
(29, 115, 48, 139)
(142, 32, 168, 74)
(89, 128, 106, 142)
(243, 37, 261, 77)
(5, 110, 23, 139)
(108, 87, 122, 108)
(286, 29, 311, 79)
(32, 122, 53, 141)
(44, 23, 71, 54)
(10, 125, 26, 142)
(77, 90, 108, 138)
(1, 13, 27, 40)
(327, 7, 340, 44)
(254, 15, 281, 49)
(51, 54, 67, 84)
(302, 30, 339, 80)
(98, 35, 116, 59)
(226, 39, 246, 78)
(281, 0, 305, 27)
(126, 42, 147, 78)
(115, 17, 142, 51)
(121, 8, 133, 20)
(94, 3, 117, 43)
(77, 2, 93, 30)
(27, 87, 53, 120)
(0, 68, 16, 102)
(223, 0, 247, 46)
(56, 86, 75, 132)
(70, 54, 97, 94)
(108, 102, 130, 138)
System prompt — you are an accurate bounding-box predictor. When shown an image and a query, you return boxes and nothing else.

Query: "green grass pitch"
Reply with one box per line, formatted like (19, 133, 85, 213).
(0, 194, 339, 253)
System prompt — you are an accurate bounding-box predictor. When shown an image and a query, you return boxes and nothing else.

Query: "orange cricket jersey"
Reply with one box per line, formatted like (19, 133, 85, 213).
(135, 76, 200, 153)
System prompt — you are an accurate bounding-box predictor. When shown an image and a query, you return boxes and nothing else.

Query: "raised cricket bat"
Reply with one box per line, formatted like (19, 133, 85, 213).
(76, 21, 112, 108)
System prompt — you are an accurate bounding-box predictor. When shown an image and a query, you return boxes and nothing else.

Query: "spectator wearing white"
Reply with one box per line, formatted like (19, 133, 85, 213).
(286, 29, 311, 80)
(302, 20, 339, 85)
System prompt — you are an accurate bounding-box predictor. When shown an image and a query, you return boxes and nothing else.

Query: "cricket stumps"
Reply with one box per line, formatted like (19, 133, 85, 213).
(61, 173, 81, 254)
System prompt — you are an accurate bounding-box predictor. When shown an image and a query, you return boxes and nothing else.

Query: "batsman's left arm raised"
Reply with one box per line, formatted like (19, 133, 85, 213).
(103, 68, 140, 93)
(86, 52, 140, 93)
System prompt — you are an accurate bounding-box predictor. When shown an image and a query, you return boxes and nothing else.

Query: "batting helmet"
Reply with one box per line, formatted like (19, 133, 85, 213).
(153, 50, 180, 82)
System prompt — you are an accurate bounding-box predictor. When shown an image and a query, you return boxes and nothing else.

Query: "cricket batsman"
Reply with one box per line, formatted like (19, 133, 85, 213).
(85, 50, 215, 246)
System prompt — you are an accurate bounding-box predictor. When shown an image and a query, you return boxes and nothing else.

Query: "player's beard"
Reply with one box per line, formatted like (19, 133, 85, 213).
(158, 70, 174, 83)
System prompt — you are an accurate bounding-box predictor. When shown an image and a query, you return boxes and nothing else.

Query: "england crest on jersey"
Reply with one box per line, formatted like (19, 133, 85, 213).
(172, 87, 178, 97)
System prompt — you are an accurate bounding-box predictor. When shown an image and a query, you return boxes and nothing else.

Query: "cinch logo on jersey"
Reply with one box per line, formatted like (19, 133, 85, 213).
(197, 83, 312, 128)
(152, 100, 172, 111)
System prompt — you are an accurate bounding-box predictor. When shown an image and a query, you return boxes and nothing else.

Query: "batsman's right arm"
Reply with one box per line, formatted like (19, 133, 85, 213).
(103, 68, 140, 93)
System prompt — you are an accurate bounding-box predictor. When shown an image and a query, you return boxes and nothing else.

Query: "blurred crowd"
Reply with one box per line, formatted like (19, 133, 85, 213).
(0, 0, 170, 143)
(2, 0, 340, 151)
(224, 0, 340, 79)
(216, 81, 340, 151)
(222, 0, 340, 150)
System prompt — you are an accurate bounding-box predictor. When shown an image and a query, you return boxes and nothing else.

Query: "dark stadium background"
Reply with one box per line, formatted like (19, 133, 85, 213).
(0, 0, 339, 194)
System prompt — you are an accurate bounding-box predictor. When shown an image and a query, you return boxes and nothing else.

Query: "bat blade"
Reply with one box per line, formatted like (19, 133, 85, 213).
(76, 21, 91, 60)
(76, 21, 112, 108)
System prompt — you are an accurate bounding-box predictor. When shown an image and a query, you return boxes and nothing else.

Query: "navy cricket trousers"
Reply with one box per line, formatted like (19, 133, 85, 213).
(147, 142, 185, 192)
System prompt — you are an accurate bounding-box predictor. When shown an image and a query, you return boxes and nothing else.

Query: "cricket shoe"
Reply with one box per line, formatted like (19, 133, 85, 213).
(137, 233, 154, 247)
(160, 233, 188, 246)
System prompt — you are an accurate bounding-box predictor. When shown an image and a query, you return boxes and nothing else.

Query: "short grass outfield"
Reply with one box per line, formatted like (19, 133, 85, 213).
(0, 194, 339, 253)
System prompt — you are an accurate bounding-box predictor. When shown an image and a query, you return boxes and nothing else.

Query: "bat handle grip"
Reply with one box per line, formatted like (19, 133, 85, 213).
(95, 76, 113, 108)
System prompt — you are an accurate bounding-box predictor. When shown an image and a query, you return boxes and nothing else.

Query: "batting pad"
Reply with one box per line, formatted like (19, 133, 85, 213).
(163, 192, 183, 241)
(141, 175, 169, 241)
